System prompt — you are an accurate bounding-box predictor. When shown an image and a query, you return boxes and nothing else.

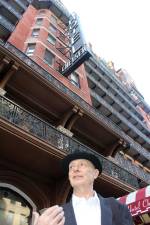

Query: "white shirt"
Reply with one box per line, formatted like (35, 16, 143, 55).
(72, 191, 101, 225)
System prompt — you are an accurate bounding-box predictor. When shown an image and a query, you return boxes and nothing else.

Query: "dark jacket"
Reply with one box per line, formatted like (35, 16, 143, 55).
(62, 194, 134, 225)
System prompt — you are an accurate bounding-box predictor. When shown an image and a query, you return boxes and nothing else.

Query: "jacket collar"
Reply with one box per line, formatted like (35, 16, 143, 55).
(63, 194, 112, 225)
(98, 194, 112, 225)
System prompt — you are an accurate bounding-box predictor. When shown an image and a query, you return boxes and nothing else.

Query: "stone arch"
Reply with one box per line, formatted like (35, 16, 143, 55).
(0, 182, 36, 210)
(0, 182, 35, 225)
(0, 170, 50, 209)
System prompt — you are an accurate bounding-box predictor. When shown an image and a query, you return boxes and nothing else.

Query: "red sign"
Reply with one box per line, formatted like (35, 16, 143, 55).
(128, 197, 150, 216)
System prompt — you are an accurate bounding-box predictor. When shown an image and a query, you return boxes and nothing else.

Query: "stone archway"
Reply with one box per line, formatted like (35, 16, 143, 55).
(0, 169, 49, 209)
(0, 183, 35, 225)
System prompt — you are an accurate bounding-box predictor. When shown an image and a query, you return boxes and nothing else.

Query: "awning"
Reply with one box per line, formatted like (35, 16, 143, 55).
(118, 185, 150, 216)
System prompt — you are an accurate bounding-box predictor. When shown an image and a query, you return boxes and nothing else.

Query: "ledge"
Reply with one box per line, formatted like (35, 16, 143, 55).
(0, 42, 149, 162)
(1, 95, 149, 188)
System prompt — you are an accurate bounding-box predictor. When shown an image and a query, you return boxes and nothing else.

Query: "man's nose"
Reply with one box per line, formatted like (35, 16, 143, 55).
(72, 164, 80, 172)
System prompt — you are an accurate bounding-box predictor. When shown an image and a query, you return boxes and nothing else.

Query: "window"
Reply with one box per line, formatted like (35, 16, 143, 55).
(69, 72, 80, 88)
(49, 24, 57, 35)
(38, 10, 46, 15)
(44, 49, 55, 66)
(0, 187, 32, 225)
(51, 15, 57, 25)
(47, 34, 56, 45)
(35, 18, 43, 25)
(31, 29, 40, 37)
(25, 43, 36, 56)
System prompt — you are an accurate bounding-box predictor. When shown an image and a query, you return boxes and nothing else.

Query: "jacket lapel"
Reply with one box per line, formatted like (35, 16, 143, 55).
(63, 195, 112, 225)
(63, 201, 77, 225)
(99, 195, 112, 225)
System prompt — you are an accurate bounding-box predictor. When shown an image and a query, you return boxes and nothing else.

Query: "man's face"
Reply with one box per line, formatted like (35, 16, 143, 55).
(68, 159, 99, 188)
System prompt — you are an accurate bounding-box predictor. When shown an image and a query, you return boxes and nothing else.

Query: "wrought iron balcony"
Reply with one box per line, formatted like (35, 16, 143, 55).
(0, 0, 22, 20)
(87, 72, 149, 136)
(32, 0, 70, 24)
(1, 42, 150, 162)
(50, 0, 70, 18)
(0, 15, 15, 32)
(90, 90, 150, 144)
(1, 95, 148, 188)
(85, 61, 143, 122)
(89, 56, 138, 108)
(114, 152, 150, 184)
(15, 0, 27, 11)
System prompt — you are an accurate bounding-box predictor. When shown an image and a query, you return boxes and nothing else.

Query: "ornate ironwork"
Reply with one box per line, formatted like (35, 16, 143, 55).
(85, 61, 143, 121)
(0, 0, 22, 19)
(90, 90, 150, 144)
(48, 0, 70, 18)
(1, 95, 148, 188)
(32, 0, 70, 24)
(15, 0, 27, 10)
(0, 15, 15, 32)
(90, 56, 137, 107)
(2, 42, 150, 161)
(115, 152, 150, 184)
(87, 73, 149, 137)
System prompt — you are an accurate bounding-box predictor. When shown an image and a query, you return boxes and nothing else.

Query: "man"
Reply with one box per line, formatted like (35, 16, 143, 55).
(33, 151, 134, 225)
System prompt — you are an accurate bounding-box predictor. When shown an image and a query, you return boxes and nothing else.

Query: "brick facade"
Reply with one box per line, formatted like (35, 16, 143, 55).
(8, 5, 92, 104)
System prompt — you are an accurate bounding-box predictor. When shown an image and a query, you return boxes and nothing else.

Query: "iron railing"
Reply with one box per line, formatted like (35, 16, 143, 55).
(1, 95, 148, 188)
(85, 62, 143, 121)
(1, 42, 150, 161)
(0, 15, 15, 32)
(15, 0, 27, 10)
(0, 0, 22, 19)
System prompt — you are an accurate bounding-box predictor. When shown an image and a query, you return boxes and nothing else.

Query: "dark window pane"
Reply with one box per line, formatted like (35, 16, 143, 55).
(44, 49, 55, 66)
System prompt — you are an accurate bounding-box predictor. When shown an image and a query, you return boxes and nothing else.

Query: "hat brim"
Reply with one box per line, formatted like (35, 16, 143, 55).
(62, 151, 102, 175)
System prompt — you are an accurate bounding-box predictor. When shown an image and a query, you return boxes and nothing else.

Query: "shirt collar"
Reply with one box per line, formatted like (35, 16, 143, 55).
(72, 191, 99, 206)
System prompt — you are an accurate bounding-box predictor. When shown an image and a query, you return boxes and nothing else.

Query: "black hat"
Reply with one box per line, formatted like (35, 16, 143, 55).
(62, 151, 102, 174)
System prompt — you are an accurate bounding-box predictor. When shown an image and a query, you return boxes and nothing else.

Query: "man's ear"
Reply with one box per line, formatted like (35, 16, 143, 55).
(94, 169, 99, 179)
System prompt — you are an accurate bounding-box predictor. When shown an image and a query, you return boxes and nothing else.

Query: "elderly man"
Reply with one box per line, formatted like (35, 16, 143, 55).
(33, 151, 134, 225)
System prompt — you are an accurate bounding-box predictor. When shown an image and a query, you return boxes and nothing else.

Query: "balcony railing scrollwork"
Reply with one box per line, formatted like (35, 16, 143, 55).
(1, 42, 150, 161)
(0, 15, 15, 32)
(0, 0, 22, 19)
(1, 95, 148, 188)
(15, 0, 27, 10)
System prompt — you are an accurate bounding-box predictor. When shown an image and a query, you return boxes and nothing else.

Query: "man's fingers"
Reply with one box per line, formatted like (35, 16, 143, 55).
(42, 205, 63, 218)
(50, 206, 64, 219)
(34, 205, 65, 225)
(58, 216, 65, 225)
(50, 210, 64, 224)
(42, 205, 60, 216)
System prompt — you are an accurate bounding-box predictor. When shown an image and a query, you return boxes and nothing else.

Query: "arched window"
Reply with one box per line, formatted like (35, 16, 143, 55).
(0, 184, 35, 225)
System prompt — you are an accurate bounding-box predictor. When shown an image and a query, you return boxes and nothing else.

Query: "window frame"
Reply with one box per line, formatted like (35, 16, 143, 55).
(69, 72, 80, 88)
(25, 43, 36, 56)
(47, 33, 56, 45)
(31, 28, 40, 37)
(35, 18, 43, 26)
(43, 49, 55, 66)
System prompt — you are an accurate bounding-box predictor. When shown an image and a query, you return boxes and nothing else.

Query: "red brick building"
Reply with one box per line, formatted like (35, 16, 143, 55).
(8, 5, 91, 104)
(0, 1, 149, 224)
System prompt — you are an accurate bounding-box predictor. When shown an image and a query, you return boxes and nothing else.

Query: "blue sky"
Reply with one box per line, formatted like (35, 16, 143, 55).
(61, 0, 150, 105)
